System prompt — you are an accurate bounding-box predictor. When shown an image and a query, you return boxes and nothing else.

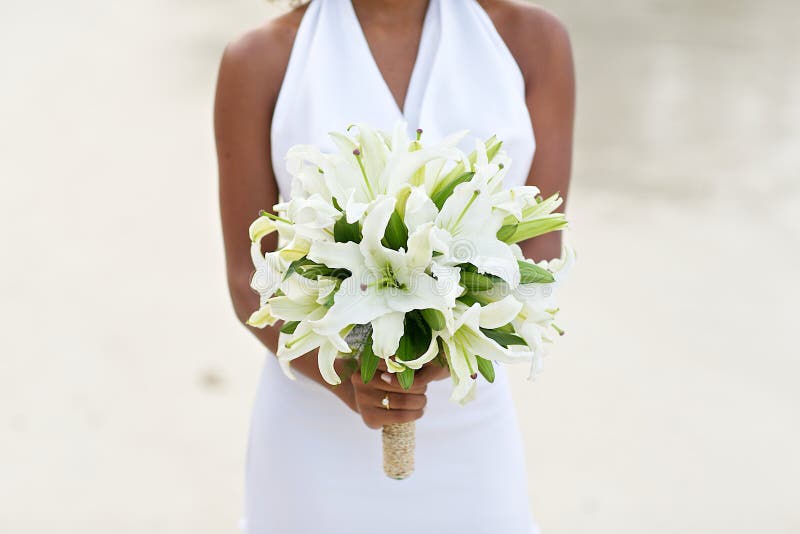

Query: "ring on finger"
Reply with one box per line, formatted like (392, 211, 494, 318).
(381, 392, 390, 410)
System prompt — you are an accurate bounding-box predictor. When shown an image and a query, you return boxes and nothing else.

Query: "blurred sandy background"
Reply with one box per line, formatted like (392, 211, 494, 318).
(1, 0, 798, 532)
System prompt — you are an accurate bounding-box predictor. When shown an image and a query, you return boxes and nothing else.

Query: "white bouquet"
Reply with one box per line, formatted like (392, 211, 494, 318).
(247, 122, 573, 478)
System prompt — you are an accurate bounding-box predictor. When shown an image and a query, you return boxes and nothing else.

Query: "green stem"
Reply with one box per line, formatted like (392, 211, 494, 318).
(451, 190, 480, 232)
(258, 210, 291, 225)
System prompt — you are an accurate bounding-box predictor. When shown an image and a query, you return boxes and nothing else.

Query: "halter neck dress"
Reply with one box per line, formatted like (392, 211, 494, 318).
(244, 1, 538, 532)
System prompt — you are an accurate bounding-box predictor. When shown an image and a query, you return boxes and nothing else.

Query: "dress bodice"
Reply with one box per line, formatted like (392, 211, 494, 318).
(270, 0, 535, 196)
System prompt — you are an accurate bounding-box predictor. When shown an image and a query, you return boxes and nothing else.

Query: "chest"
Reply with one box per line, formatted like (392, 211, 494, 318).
(270, 0, 536, 196)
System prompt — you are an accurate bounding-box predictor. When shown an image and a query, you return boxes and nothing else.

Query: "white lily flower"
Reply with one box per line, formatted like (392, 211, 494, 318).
(517, 190, 564, 223)
(285, 144, 335, 201)
(307, 196, 456, 363)
(268, 274, 339, 322)
(276, 307, 352, 386)
(432, 180, 521, 287)
(267, 275, 352, 384)
(469, 137, 510, 191)
(490, 186, 541, 221)
(250, 243, 283, 306)
(489, 247, 576, 379)
(442, 301, 533, 404)
(497, 191, 568, 244)
(274, 194, 339, 243)
(316, 123, 467, 224)
(456, 245, 575, 380)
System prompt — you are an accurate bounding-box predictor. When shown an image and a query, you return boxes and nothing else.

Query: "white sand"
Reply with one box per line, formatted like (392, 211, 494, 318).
(1, 0, 798, 532)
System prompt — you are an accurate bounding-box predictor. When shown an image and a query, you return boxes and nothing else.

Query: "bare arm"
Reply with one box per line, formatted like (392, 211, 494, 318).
(524, 12, 574, 261)
(488, 2, 575, 261)
(213, 19, 357, 409)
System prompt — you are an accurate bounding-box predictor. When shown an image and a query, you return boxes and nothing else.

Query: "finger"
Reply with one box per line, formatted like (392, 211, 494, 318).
(350, 369, 427, 394)
(371, 391, 427, 411)
(372, 371, 428, 394)
(415, 363, 451, 385)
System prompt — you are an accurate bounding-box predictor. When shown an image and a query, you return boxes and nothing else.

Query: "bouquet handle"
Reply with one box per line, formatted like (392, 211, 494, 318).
(345, 324, 415, 479)
(382, 421, 415, 479)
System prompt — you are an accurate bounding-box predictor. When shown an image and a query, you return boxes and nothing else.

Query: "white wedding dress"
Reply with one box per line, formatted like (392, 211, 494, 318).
(242, 0, 539, 532)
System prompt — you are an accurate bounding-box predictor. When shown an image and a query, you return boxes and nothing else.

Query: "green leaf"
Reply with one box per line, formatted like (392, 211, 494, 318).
(476, 356, 496, 383)
(518, 261, 555, 284)
(460, 271, 494, 291)
(397, 366, 415, 390)
(434, 338, 448, 368)
(494, 322, 516, 334)
(333, 215, 362, 244)
(382, 210, 408, 250)
(396, 311, 432, 360)
(287, 259, 352, 281)
(321, 289, 336, 308)
(284, 257, 313, 280)
(359, 337, 380, 384)
(496, 224, 517, 242)
(393, 311, 433, 390)
(457, 290, 492, 306)
(457, 293, 481, 306)
(341, 358, 358, 382)
(431, 171, 475, 210)
(328, 268, 352, 280)
(480, 327, 528, 348)
(279, 320, 299, 334)
(297, 266, 329, 280)
(420, 308, 446, 331)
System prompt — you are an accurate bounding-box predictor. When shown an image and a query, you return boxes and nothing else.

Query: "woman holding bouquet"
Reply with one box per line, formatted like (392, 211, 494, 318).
(214, 0, 574, 532)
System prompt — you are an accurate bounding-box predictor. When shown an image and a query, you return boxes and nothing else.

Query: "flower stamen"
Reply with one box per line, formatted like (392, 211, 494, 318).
(353, 148, 375, 200)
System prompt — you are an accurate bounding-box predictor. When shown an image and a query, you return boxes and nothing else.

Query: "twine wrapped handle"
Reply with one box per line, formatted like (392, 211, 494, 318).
(383, 421, 415, 479)
(346, 324, 415, 480)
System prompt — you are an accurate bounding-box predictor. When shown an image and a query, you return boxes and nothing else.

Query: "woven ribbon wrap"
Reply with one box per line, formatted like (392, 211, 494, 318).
(345, 324, 416, 479)
(382, 421, 415, 479)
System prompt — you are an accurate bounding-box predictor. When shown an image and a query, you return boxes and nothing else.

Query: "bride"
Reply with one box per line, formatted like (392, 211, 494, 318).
(214, 0, 574, 532)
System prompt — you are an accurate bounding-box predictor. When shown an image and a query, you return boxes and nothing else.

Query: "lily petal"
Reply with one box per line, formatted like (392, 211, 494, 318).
(317, 341, 342, 385)
(479, 295, 524, 329)
(268, 295, 319, 321)
(307, 241, 364, 275)
(399, 334, 441, 370)
(444, 340, 477, 404)
(371, 311, 406, 359)
(310, 277, 392, 335)
(249, 216, 277, 243)
(403, 187, 438, 230)
(245, 304, 277, 328)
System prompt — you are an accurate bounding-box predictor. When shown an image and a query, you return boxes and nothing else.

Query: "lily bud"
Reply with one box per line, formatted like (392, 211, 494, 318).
(249, 215, 277, 243)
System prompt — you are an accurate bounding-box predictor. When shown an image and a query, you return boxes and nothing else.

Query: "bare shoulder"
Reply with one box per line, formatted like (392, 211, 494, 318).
(216, 5, 308, 103)
(478, 0, 573, 86)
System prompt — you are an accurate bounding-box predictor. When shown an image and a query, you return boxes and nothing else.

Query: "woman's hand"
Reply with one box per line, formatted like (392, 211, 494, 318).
(349, 361, 450, 429)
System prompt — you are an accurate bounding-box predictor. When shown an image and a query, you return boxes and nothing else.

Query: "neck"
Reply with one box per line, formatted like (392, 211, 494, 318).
(351, 0, 429, 25)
